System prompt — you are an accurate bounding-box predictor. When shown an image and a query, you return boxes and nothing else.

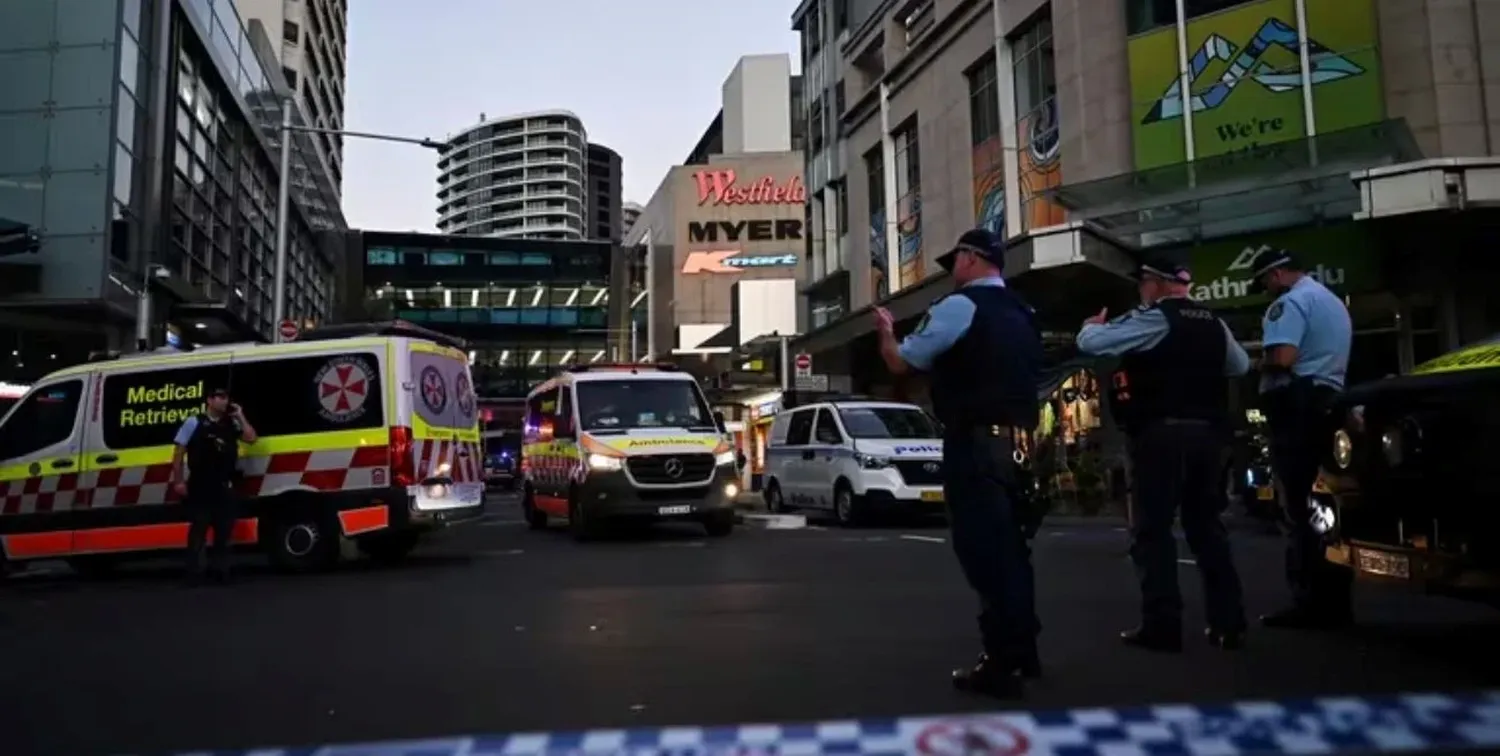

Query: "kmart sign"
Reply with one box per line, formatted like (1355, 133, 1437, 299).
(1180, 224, 1378, 308)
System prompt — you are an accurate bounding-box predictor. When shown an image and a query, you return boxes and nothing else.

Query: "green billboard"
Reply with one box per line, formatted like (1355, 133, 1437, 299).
(1180, 223, 1380, 309)
(1128, 0, 1385, 171)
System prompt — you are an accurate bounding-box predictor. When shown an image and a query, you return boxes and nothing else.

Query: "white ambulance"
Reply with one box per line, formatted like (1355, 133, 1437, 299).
(0, 321, 484, 575)
(520, 363, 740, 540)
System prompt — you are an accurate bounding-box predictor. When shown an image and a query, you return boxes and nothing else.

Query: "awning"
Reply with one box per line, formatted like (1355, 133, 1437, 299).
(1352, 157, 1500, 219)
(169, 303, 268, 346)
(1045, 120, 1422, 248)
(791, 222, 1139, 356)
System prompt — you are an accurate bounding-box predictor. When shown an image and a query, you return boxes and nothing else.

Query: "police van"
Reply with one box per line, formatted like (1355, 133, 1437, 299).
(763, 397, 944, 526)
(0, 321, 484, 575)
(520, 363, 739, 540)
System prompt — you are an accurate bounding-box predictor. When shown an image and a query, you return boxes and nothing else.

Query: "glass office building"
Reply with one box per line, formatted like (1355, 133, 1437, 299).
(350, 232, 614, 398)
(0, 0, 342, 385)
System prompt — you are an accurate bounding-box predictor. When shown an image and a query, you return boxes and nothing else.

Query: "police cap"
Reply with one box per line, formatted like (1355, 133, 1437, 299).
(1131, 257, 1191, 284)
(1243, 246, 1299, 292)
(935, 228, 1004, 273)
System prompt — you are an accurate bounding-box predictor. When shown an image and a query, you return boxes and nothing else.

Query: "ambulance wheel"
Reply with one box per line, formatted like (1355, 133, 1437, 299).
(703, 511, 735, 537)
(567, 488, 605, 542)
(357, 531, 420, 564)
(265, 509, 337, 573)
(521, 487, 548, 530)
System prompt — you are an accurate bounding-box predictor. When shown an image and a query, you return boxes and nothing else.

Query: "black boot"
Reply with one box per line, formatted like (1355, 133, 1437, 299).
(951, 654, 1024, 699)
(1119, 626, 1183, 653)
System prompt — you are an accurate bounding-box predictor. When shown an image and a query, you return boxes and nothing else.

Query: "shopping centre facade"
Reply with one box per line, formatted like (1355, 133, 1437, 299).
(787, 0, 1500, 401)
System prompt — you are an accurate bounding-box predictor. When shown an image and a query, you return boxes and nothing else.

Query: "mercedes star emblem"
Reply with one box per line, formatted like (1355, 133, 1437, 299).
(923, 461, 940, 473)
(664, 458, 684, 478)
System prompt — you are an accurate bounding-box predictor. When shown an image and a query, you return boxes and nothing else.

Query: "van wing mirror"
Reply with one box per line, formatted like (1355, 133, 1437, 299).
(713, 411, 727, 431)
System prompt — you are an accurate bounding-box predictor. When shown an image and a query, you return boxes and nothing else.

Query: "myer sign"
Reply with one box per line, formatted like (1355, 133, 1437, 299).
(1181, 223, 1377, 308)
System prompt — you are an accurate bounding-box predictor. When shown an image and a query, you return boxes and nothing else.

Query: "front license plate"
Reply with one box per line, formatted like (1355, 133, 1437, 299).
(658, 505, 692, 515)
(920, 491, 944, 502)
(1355, 548, 1410, 579)
(1256, 486, 1275, 501)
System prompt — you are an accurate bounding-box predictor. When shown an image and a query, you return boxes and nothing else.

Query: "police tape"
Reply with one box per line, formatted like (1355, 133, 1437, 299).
(182, 689, 1500, 755)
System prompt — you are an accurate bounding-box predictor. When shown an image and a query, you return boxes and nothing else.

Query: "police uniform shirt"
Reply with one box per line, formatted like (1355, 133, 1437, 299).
(898, 275, 1006, 370)
(1258, 276, 1351, 393)
(1075, 298, 1251, 376)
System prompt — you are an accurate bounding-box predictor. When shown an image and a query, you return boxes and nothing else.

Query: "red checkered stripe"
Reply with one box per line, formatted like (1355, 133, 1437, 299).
(410, 437, 481, 485)
(0, 445, 392, 516)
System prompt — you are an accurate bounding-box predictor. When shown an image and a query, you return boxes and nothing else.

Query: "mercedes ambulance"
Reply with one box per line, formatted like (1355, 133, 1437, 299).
(520, 363, 739, 540)
(0, 321, 484, 576)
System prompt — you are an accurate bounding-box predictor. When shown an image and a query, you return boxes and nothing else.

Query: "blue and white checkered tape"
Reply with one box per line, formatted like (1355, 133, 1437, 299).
(181, 690, 1500, 755)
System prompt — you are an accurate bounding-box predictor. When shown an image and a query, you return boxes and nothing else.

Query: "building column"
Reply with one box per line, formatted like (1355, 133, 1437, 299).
(878, 82, 901, 290)
(992, 1, 1024, 237)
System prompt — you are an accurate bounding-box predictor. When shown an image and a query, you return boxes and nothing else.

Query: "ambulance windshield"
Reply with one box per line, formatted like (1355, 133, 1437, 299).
(577, 380, 715, 432)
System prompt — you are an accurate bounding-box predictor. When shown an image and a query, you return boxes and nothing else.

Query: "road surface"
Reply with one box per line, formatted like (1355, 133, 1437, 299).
(2, 493, 1497, 754)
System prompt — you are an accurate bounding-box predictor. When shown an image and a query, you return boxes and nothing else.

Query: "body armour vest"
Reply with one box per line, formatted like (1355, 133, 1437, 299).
(187, 413, 240, 486)
(1109, 297, 1230, 435)
(929, 285, 1043, 431)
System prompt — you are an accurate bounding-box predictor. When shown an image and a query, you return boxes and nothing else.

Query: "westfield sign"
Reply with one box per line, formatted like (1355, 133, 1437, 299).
(693, 170, 806, 206)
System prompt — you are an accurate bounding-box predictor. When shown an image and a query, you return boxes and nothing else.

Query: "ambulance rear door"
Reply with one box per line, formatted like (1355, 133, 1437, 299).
(0, 374, 89, 561)
(406, 340, 483, 510)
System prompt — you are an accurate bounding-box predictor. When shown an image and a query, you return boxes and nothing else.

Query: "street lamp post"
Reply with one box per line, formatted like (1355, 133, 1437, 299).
(272, 96, 444, 341)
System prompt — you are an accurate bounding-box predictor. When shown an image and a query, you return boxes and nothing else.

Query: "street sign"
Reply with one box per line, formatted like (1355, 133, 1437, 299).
(278, 319, 299, 340)
(794, 352, 812, 377)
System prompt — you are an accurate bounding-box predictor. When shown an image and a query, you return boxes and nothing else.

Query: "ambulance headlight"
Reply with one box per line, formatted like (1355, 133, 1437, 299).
(715, 450, 737, 466)
(587, 453, 622, 471)
(855, 452, 891, 469)
(1332, 430, 1353, 469)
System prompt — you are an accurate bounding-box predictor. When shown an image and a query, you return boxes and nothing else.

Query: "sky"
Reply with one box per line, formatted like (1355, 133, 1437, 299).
(338, 0, 803, 233)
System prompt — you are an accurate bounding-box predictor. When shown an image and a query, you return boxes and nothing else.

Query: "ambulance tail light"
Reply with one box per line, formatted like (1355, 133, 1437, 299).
(389, 426, 416, 487)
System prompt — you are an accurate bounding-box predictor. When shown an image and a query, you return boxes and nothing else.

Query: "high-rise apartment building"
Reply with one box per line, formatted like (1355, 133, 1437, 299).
(435, 110, 590, 239)
(788, 0, 1500, 399)
(586, 143, 624, 242)
(233, 0, 348, 193)
(0, 0, 344, 384)
(621, 202, 644, 239)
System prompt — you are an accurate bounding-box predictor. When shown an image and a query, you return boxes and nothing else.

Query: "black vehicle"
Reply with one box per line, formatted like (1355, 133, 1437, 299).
(1317, 335, 1500, 606)
(483, 431, 519, 491)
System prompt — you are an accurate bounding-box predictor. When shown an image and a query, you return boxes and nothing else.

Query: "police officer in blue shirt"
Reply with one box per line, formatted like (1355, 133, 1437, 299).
(1245, 247, 1354, 629)
(1076, 258, 1249, 652)
(874, 228, 1043, 699)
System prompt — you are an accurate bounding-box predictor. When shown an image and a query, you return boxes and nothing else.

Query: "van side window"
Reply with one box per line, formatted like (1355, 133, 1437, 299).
(813, 409, 843, 445)
(555, 387, 575, 436)
(526, 387, 559, 431)
(101, 363, 231, 449)
(232, 352, 385, 438)
(0, 380, 83, 459)
(785, 408, 814, 446)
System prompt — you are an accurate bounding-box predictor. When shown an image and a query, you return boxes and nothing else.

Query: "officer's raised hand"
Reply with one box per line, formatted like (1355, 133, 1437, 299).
(873, 306, 895, 335)
(1084, 308, 1108, 327)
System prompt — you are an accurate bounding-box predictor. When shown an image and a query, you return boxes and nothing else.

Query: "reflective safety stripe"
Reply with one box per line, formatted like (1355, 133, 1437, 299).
(1412, 343, 1500, 375)
(337, 505, 389, 536)
(2, 519, 259, 559)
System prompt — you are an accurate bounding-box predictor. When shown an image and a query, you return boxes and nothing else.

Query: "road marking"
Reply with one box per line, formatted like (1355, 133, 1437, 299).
(900, 534, 946, 544)
(476, 549, 525, 557)
(740, 514, 807, 529)
(1178, 559, 1196, 565)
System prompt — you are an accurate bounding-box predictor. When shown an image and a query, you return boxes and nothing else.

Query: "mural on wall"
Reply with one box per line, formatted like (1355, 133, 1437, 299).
(1017, 98, 1064, 230)
(897, 194, 924, 285)
(972, 137, 1006, 237)
(870, 210, 889, 300)
(1128, 0, 1384, 170)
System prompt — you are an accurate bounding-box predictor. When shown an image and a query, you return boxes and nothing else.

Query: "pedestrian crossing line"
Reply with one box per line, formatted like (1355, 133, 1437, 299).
(900, 534, 946, 544)
(185, 689, 1500, 755)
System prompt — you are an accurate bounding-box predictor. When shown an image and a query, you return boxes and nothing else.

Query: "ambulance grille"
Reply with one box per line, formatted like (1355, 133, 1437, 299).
(627, 453, 715, 485)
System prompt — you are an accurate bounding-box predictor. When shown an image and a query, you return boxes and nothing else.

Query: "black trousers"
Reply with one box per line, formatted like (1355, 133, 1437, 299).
(1129, 420, 1246, 634)
(185, 481, 236, 574)
(942, 427, 1039, 668)
(1264, 385, 1353, 614)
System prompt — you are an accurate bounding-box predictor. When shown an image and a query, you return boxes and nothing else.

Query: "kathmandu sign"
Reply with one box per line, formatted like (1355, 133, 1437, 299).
(1182, 223, 1377, 308)
(681, 251, 799, 274)
(693, 170, 806, 206)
